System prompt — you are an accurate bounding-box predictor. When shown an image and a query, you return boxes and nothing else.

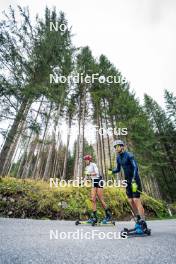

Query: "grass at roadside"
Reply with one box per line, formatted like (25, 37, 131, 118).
(0, 177, 174, 220)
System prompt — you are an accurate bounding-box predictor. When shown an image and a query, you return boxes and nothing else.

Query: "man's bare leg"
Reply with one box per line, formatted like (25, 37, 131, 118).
(128, 198, 139, 216)
(133, 198, 145, 219)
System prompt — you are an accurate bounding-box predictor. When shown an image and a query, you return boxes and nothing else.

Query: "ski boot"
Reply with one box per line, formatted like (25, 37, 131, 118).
(136, 219, 151, 235)
(87, 217, 98, 224)
(87, 211, 98, 225)
(101, 208, 112, 224)
(121, 218, 151, 237)
(75, 211, 98, 226)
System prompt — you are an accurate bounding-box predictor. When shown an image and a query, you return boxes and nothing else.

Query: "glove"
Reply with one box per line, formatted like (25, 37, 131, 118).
(131, 180, 138, 193)
(108, 169, 113, 176)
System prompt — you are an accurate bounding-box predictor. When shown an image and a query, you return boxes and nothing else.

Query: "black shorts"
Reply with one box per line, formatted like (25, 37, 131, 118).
(126, 179, 142, 199)
(92, 177, 104, 188)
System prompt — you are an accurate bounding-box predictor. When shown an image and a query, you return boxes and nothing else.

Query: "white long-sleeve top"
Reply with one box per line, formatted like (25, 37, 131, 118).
(85, 162, 100, 180)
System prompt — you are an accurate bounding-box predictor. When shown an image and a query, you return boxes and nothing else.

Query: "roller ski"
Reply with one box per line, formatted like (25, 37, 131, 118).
(75, 216, 98, 226)
(75, 216, 115, 226)
(75, 218, 115, 226)
(121, 217, 151, 237)
(92, 219, 115, 226)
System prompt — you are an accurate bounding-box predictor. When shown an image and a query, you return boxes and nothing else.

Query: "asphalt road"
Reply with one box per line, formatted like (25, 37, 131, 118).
(0, 218, 176, 264)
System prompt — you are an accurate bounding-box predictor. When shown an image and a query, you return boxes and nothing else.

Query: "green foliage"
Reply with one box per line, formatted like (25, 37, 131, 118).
(0, 5, 176, 207)
(0, 177, 170, 220)
(144, 94, 176, 201)
(164, 89, 176, 125)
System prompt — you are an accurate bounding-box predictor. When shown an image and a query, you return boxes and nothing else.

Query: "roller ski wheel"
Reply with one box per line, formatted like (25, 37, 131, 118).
(120, 228, 129, 238)
(107, 220, 115, 226)
(75, 220, 80, 225)
(120, 229, 128, 238)
(91, 218, 98, 226)
(91, 221, 96, 226)
(123, 228, 129, 233)
(145, 228, 151, 236)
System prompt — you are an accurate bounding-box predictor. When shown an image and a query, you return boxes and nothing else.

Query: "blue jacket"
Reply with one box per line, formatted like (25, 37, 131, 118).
(113, 151, 140, 182)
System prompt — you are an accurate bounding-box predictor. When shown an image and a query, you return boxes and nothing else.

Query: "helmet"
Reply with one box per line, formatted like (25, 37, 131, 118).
(83, 155, 92, 161)
(113, 140, 125, 148)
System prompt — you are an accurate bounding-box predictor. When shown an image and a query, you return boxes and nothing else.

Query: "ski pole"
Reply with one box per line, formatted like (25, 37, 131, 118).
(131, 180, 164, 207)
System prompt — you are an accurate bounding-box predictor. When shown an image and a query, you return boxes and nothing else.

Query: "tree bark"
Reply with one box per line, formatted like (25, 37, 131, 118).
(62, 116, 71, 180)
(32, 102, 52, 179)
(18, 97, 44, 178)
(0, 98, 31, 176)
(77, 93, 86, 180)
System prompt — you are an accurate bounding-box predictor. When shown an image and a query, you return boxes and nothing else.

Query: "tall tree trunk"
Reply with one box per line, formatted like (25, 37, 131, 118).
(62, 116, 71, 180)
(32, 102, 52, 179)
(0, 98, 31, 176)
(151, 109, 176, 173)
(18, 97, 44, 178)
(100, 113, 107, 180)
(103, 99, 112, 169)
(43, 133, 55, 180)
(7, 133, 23, 177)
(52, 132, 62, 178)
(53, 139, 63, 178)
(151, 173, 162, 200)
(96, 112, 103, 177)
(43, 104, 62, 180)
(21, 135, 38, 178)
(77, 95, 86, 180)
(74, 135, 79, 180)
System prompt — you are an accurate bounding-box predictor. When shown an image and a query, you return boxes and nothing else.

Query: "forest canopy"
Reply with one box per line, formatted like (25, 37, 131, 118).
(0, 6, 176, 203)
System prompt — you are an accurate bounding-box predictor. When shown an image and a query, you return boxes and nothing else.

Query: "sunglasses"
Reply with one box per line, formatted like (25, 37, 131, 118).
(114, 145, 124, 148)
